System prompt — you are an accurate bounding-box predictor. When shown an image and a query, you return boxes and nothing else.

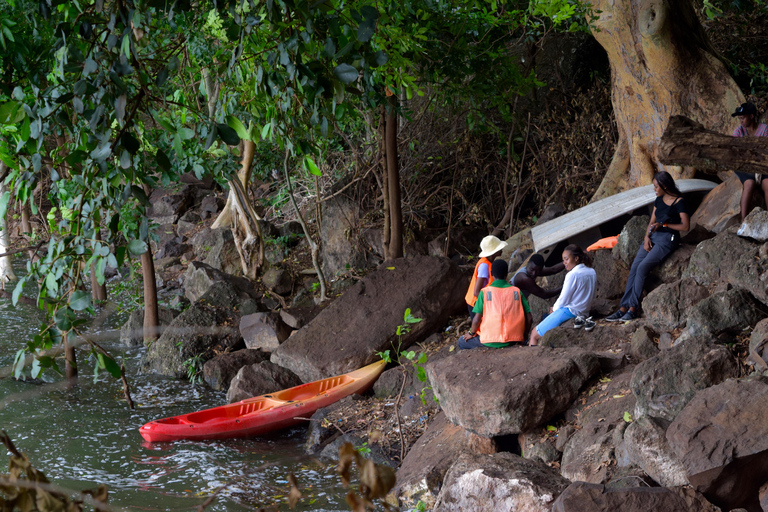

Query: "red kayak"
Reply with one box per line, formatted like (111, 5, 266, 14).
(139, 359, 386, 442)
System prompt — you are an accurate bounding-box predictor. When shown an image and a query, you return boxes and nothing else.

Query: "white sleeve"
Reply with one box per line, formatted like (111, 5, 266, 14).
(552, 271, 575, 311)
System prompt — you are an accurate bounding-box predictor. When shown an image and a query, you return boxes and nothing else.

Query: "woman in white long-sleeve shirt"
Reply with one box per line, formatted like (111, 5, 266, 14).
(529, 244, 596, 346)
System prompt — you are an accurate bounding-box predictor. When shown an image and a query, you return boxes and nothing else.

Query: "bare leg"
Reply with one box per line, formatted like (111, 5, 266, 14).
(741, 180, 756, 222)
(761, 179, 768, 210)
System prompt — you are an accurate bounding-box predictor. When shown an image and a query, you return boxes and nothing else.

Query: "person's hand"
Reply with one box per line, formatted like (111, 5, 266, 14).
(643, 235, 653, 252)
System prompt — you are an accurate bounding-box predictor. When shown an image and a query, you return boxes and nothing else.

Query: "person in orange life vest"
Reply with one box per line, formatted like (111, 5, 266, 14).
(458, 259, 532, 350)
(465, 235, 507, 320)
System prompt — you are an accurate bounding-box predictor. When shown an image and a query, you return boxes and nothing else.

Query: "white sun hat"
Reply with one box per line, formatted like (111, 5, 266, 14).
(478, 235, 508, 258)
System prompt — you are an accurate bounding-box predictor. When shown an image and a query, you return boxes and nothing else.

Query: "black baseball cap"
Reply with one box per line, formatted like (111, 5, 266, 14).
(732, 102, 758, 117)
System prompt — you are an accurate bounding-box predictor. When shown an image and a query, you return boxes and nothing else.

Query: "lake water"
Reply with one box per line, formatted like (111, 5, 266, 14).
(0, 263, 352, 511)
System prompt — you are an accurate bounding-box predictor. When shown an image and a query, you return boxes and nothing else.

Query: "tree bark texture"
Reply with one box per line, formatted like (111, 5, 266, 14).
(384, 95, 403, 260)
(659, 115, 768, 174)
(141, 239, 160, 343)
(588, 0, 744, 199)
(0, 180, 16, 286)
(64, 338, 77, 380)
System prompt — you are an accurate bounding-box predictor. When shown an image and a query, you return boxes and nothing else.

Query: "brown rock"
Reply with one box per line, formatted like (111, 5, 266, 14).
(226, 361, 303, 403)
(667, 378, 768, 512)
(631, 339, 738, 422)
(271, 255, 467, 382)
(427, 346, 600, 436)
(689, 174, 742, 234)
(202, 349, 269, 391)
(394, 412, 473, 510)
(240, 312, 292, 352)
(433, 452, 570, 512)
(552, 481, 720, 512)
(681, 229, 756, 286)
(642, 278, 709, 332)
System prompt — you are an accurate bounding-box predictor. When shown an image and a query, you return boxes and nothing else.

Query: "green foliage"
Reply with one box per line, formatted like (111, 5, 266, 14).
(183, 354, 205, 385)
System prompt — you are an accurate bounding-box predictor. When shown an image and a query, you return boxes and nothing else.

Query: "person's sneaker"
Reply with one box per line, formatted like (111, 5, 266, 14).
(574, 316, 586, 329)
(619, 310, 637, 321)
(583, 316, 596, 331)
(605, 310, 625, 322)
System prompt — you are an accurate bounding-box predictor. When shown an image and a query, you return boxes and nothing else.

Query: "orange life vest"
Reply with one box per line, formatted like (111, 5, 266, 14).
(465, 257, 492, 307)
(586, 235, 619, 252)
(478, 285, 526, 344)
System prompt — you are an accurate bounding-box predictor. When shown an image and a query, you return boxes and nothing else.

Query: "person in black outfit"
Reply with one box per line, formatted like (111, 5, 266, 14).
(606, 171, 690, 322)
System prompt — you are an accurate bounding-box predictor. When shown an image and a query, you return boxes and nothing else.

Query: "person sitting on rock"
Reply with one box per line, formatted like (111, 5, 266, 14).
(731, 102, 768, 222)
(465, 235, 507, 319)
(529, 244, 596, 346)
(458, 259, 531, 350)
(606, 171, 690, 322)
(511, 253, 565, 300)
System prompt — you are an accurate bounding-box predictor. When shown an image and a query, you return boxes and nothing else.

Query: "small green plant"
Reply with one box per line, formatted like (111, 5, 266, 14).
(183, 354, 205, 385)
(311, 282, 320, 293)
(356, 442, 371, 457)
(415, 500, 428, 512)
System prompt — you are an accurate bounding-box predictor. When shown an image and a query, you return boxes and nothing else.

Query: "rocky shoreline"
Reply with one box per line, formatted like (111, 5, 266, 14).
(125, 176, 768, 512)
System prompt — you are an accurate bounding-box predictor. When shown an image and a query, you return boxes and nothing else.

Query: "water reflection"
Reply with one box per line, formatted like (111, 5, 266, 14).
(0, 260, 348, 511)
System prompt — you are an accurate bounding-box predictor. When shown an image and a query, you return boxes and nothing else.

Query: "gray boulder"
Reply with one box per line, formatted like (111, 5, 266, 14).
(683, 288, 764, 339)
(433, 452, 570, 512)
(642, 278, 709, 332)
(737, 207, 768, 241)
(320, 195, 376, 278)
(624, 416, 688, 487)
(148, 186, 192, 222)
(177, 210, 201, 238)
(239, 312, 292, 351)
(395, 412, 479, 510)
(630, 325, 659, 362)
(667, 378, 768, 511)
(202, 349, 269, 391)
(427, 347, 600, 436)
(191, 227, 241, 276)
(120, 307, 178, 346)
(682, 229, 756, 286)
(141, 281, 246, 378)
(261, 267, 293, 296)
(226, 361, 303, 403)
(271, 255, 467, 382)
(652, 244, 696, 284)
(749, 318, 768, 370)
(630, 339, 738, 422)
(592, 249, 629, 300)
(183, 261, 260, 305)
(561, 421, 627, 484)
(612, 215, 649, 267)
(552, 481, 720, 512)
(727, 245, 768, 307)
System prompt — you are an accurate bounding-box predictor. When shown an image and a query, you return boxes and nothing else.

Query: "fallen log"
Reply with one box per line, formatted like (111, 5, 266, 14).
(658, 115, 768, 175)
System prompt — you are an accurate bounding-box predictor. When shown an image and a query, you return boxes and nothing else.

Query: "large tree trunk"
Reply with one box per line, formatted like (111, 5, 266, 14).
(659, 116, 768, 174)
(141, 248, 159, 343)
(384, 95, 403, 260)
(588, 0, 744, 199)
(0, 170, 16, 285)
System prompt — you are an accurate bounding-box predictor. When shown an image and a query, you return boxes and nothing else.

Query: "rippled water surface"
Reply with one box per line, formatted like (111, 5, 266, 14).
(0, 263, 349, 511)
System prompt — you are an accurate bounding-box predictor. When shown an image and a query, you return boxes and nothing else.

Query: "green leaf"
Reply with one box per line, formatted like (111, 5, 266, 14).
(12, 349, 25, 380)
(0, 101, 25, 124)
(155, 149, 172, 171)
(97, 353, 122, 378)
(304, 156, 321, 176)
(333, 63, 359, 85)
(0, 191, 11, 221)
(226, 115, 251, 141)
(217, 123, 240, 145)
(54, 307, 73, 331)
(128, 239, 148, 256)
(70, 290, 91, 311)
(623, 411, 633, 423)
(403, 350, 416, 360)
(11, 277, 25, 306)
(121, 132, 140, 154)
(416, 366, 427, 383)
(357, 6, 379, 42)
(130, 186, 150, 206)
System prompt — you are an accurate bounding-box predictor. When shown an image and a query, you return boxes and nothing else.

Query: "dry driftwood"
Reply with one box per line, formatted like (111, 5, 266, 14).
(658, 115, 768, 175)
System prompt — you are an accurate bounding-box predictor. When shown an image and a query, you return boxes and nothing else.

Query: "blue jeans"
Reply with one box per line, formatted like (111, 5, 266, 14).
(535, 307, 577, 336)
(458, 334, 484, 349)
(620, 231, 677, 310)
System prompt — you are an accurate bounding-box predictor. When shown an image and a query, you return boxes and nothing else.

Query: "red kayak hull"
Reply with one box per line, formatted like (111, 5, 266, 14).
(139, 359, 386, 442)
